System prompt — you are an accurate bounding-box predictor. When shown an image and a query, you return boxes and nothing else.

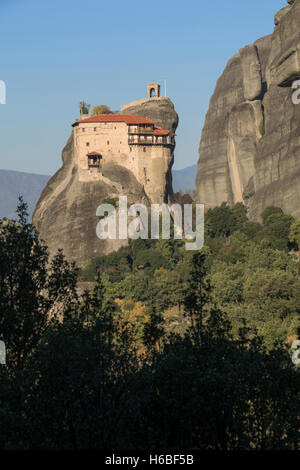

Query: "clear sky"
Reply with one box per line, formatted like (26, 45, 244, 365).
(0, 0, 286, 175)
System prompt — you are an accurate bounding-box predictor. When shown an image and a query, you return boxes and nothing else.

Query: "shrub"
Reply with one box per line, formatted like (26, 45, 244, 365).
(259, 118, 265, 136)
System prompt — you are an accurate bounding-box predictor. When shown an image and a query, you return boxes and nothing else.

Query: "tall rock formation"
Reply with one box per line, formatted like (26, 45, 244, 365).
(195, 0, 300, 221)
(33, 87, 178, 267)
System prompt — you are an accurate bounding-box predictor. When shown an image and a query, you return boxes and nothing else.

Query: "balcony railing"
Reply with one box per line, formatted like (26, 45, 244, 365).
(128, 136, 175, 146)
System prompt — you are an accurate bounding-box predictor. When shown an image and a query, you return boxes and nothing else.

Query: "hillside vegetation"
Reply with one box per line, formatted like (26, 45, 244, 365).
(81, 202, 300, 350)
(0, 199, 299, 450)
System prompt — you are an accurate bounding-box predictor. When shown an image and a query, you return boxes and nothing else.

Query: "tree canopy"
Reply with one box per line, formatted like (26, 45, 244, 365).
(0, 200, 299, 449)
(91, 105, 111, 115)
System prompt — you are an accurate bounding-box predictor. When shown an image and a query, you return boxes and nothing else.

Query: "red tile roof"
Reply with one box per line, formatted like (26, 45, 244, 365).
(74, 113, 155, 125)
(87, 151, 102, 156)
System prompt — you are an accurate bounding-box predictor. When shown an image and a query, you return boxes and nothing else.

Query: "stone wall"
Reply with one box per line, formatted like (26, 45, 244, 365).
(74, 120, 174, 204)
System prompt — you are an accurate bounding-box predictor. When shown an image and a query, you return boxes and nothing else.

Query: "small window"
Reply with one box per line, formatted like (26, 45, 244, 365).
(94, 127, 97, 132)
(107, 140, 109, 145)
(86, 142, 90, 146)
(143, 147, 146, 152)
(82, 128, 85, 132)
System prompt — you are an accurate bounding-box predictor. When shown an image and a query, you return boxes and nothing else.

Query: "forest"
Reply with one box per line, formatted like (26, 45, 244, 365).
(0, 199, 299, 450)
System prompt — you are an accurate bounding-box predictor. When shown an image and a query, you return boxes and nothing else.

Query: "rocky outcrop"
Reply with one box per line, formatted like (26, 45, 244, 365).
(195, 0, 300, 221)
(121, 96, 178, 134)
(33, 134, 150, 267)
(33, 98, 178, 267)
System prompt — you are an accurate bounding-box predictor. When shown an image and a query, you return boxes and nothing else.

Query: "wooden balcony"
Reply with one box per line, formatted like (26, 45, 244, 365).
(128, 136, 175, 146)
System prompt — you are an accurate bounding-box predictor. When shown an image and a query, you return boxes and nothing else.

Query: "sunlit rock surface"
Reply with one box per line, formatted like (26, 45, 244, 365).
(195, 0, 300, 221)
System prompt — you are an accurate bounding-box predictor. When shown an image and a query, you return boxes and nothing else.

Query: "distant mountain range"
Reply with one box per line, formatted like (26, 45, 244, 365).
(0, 170, 50, 220)
(0, 165, 197, 220)
(172, 165, 197, 193)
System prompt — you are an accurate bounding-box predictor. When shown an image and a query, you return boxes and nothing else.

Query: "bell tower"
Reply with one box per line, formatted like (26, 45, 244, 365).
(147, 82, 160, 99)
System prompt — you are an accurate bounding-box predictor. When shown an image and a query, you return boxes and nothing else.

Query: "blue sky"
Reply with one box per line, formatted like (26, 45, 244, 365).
(0, 0, 286, 175)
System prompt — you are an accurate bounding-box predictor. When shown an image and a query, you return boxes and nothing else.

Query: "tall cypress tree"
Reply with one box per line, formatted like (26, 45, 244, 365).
(184, 251, 211, 345)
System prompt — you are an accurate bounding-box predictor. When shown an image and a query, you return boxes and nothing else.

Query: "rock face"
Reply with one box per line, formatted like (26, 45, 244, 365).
(121, 96, 178, 134)
(195, 0, 300, 221)
(33, 97, 178, 267)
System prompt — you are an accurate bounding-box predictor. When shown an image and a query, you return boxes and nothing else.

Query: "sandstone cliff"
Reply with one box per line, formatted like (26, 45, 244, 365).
(33, 98, 178, 267)
(195, 0, 300, 221)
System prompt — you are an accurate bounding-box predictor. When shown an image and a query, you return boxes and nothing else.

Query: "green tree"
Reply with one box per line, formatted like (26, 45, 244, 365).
(261, 206, 284, 225)
(91, 105, 111, 115)
(0, 198, 79, 369)
(79, 101, 90, 115)
(289, 220, 300, 249)
(206, 202, 247, 239)
(262, 211, 294, 251)
(184, 252, 211, 344)
(22, 277, 138, 449)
